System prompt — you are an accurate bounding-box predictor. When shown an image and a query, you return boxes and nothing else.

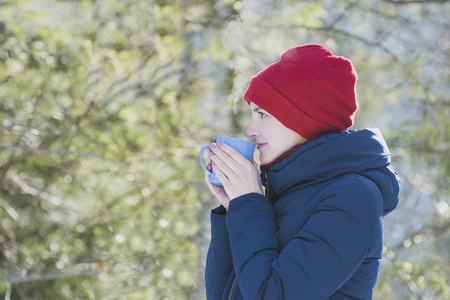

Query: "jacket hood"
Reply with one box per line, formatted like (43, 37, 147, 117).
(261, 128, 400, 216)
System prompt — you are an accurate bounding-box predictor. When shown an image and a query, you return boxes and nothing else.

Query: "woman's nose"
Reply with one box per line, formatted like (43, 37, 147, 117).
(246, 121, 258, 139)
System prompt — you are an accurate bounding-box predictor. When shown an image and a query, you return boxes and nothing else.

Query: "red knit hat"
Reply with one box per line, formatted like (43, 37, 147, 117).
(243, 44, 358, 140)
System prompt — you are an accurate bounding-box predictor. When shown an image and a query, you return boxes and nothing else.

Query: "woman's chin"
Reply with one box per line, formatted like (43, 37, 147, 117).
(259, 156, 271, 166)
(259, 150, 275, 165)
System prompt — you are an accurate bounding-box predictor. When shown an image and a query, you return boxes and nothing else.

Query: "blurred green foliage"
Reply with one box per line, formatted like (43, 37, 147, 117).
(0, 0, 449, 299)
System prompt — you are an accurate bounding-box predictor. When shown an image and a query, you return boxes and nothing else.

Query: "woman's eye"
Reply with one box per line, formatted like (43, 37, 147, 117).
(258, 112, 267, 118)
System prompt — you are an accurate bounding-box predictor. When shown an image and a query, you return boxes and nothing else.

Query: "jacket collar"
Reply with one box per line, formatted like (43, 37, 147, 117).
(260, 129, 393, 200)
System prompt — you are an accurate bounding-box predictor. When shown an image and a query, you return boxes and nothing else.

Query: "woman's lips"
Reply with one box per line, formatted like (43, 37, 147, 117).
(257, 143, 267, 149)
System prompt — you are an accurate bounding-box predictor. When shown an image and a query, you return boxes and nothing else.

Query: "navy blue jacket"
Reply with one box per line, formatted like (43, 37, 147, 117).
(205, 129, 400, 300)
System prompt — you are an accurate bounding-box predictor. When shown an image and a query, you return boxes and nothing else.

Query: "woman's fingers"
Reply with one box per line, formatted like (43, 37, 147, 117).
(252, 157, 259, 169)
(210, 153, 233, 181)
(204, 165, 231, 209)
(211, 152, 262, 200)
(209, 143, 251, 176)
(210, 144, 239, 172)
(217, 142, 252, 166)
(206, 147, 213, 171)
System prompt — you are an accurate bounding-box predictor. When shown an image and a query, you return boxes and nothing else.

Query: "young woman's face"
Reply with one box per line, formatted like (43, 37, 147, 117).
(246, 102, 308, 165)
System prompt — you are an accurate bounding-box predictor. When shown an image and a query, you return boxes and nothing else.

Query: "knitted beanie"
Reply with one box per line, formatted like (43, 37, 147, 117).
(243, 44, 358, 140)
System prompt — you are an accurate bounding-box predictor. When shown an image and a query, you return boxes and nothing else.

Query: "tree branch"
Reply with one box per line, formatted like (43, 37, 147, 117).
(0, 267, 152, 285)
(383, 0, 450, 4)
(0, 197, 19, 221)
(325, 0, 362, 29)
(5, 170, 63, 206)
(0, 143, 129, 164)
(284, 23, 407, 65)
(420, 99, 450, 106)
(328, 28, 404, 63)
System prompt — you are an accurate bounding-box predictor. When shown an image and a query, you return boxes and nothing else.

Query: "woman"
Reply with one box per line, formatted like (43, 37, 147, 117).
(204, 44, 400, 300)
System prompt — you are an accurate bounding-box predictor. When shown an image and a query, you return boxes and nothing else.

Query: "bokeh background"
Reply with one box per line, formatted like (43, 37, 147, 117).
(0, 0, 449, 299)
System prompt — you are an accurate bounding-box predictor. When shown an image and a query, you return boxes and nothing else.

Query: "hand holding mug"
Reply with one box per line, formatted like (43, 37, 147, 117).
(200, 137, 262, 208)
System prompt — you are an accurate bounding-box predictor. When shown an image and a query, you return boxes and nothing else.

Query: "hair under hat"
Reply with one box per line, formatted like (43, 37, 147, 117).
(243, 44, 358, 140)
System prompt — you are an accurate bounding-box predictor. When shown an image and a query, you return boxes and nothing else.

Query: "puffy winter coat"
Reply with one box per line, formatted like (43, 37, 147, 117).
(205, 129, 400, 300)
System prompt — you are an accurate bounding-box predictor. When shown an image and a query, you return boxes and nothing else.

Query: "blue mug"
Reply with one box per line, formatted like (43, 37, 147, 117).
(200, 136, 255, 187)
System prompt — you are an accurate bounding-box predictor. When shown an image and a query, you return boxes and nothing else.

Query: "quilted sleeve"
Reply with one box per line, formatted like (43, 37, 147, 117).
(205, 206, 234, 299)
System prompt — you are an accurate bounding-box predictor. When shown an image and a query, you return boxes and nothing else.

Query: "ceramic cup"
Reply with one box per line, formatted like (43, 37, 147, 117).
(199, 136, 255, 187)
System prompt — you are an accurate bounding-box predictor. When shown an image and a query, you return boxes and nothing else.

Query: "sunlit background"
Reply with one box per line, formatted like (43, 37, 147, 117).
(0, 0, 449, 299)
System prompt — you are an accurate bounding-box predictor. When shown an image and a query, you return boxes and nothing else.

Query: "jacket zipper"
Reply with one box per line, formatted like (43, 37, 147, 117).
(264, 171, 282, 238)
(227, 276, 237, 300)
(264, 171, 270, 197)
(276, 219, 283, 239)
